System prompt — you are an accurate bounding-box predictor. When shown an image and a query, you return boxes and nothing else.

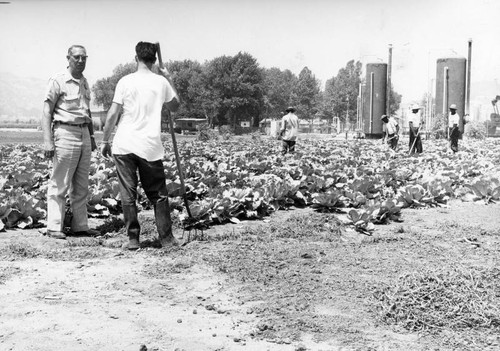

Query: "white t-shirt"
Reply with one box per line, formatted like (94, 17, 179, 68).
(449, 113, 460, 127)
(408, 111, 421, 127)
(281, 113, 299, 141)
(112, 70, 175, 161)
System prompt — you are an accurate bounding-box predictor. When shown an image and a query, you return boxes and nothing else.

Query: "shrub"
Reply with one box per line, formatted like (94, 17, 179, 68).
(430, 113, 447, 139)
(196, 123, 219, 141)
(465, 121, 487, 140)
(218, 125, 234, 138)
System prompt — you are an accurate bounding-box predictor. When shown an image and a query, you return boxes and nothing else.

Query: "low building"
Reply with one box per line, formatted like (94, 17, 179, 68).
(171, 118, 207, 134)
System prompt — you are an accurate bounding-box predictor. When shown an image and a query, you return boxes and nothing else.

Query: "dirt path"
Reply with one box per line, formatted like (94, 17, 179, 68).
(1, 199, 500, 351)
(0, 252, 312, 351)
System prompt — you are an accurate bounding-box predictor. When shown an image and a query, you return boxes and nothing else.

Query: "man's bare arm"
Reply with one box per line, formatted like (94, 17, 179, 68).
(102, 103, 121, 142)
(42, 100, 56, 158)
(100, 102, 122, 159)
(159, 67, 180, 112)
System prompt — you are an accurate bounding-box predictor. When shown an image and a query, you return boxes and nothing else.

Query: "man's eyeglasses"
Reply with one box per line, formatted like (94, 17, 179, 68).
(71, 55, 88, 61)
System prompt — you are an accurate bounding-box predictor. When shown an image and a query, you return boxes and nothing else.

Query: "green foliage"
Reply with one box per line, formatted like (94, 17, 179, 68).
(388, 83, 402, 116)
(90, 55, 402, 130)
(292, 67, 321, 120)
(218, 125, 234, 138)
(92, 62, 137, 110)
(326, 60, 362, 125)
(168, 60, 205, 120)
(373, 266, 500, 332)
(465, 120, 487, 140)
(262, 67, 298, 119)
(430, 113, 447, 139)
(196, 123, 219, 142)
(202, 52, 265, 127)
(320, 77, 336, 121)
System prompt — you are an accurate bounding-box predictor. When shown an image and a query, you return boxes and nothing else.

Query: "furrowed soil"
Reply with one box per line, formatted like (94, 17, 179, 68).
(2, 130, 500, 350)
(1, 199, 500, 351)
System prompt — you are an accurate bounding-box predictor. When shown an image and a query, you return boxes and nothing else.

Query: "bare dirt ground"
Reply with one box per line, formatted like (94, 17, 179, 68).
(1, 198, 500, 351)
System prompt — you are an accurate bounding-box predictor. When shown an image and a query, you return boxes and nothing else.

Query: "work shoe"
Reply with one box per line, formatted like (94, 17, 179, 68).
(154, 198, 182, 248)
(47, 231, 67, 240)
(160, 235, 182, 248)
(122, 238, 140, 251)
(123, 204, 140, 250)
(71, 229, 101, 237)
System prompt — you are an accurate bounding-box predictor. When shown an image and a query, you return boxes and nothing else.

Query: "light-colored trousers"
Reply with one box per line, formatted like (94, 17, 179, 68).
(47, 124, 91, 232)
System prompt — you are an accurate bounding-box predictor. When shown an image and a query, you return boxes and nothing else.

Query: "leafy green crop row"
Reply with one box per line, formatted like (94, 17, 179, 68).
(1, 137, 500, 233)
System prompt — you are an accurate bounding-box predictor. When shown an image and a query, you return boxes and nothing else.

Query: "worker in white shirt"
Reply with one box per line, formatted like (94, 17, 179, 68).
(381, 114, 399, 150)
(408, 104, 424, 154)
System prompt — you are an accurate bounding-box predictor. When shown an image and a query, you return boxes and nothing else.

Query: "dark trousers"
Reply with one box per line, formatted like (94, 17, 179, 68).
(113, 153, 168, 206)
(113, 153, 172, 242)
(387, 133, 399, 150)
(449, 127, 460, 153)
(409, 127, 423, 154)
(282, 140, 296, 155)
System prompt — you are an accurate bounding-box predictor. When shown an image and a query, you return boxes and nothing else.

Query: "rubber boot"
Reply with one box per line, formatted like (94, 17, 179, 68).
(122, 204, 140, 250)
(154, 198, 180, 247)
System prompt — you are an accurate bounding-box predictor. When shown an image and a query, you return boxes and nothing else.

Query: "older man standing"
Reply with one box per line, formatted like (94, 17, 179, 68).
(42, 45, 98, 239)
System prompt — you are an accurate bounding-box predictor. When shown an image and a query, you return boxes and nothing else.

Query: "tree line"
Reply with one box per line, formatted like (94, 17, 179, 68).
(92, 52, 401, 128)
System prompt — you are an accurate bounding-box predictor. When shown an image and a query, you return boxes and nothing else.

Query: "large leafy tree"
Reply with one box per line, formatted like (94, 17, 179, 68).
(262, 67, 298, 119)
(388, 84, 402, 116)
(202, 52, 264, 127)
(328, 60, 362, 125)
(92, 62, 136, 110)
(200, 55, 232, 127)
(168, 59, 205, 119)
(320, 77, 336, 121)
(292, 67, 321, 120)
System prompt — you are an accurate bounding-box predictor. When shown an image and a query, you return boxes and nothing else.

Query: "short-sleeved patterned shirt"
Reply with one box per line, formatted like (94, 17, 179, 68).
(385, 117, 398, 135)
(45, 70, 91, 124)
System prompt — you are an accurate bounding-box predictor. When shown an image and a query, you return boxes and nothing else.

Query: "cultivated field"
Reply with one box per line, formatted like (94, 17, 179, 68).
(1, 130, 500, 351)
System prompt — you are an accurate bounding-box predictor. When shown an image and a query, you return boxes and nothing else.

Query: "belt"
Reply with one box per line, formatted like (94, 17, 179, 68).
(54, 121, 89, 127)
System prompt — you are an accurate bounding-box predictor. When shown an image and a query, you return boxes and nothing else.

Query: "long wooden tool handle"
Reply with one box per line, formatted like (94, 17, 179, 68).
(155, 42, 192, 218)
(156, 42, 164, 69)
(408, 126, 420, 155)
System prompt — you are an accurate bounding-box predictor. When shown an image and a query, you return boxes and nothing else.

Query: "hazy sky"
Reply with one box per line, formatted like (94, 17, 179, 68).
(1, 0, 500, 104)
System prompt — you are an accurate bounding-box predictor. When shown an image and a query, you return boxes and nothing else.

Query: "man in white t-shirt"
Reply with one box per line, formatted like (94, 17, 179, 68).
(408, 104, 424, 154)
(101, 42, 181, 250)
(279, 106, 299, 155)
(448, 104, 460, 153)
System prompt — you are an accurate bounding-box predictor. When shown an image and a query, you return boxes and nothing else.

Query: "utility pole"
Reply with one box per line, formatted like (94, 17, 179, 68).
(466, 39, 472, 116)
(346, 96, 350, 132)
(386, 44, 392, 116)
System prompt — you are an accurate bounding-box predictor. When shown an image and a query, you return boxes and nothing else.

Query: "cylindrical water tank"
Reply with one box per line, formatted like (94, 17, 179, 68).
(435, 57, 466, 132)
(362, 63, 387, 136)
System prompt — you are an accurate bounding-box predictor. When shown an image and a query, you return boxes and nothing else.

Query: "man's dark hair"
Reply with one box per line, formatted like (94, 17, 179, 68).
(135, 42, 157, 64)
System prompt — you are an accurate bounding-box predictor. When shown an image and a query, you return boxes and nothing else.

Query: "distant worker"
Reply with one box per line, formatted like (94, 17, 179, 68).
(381, 114, 399, 150)
(408, 104, 424, 154)
(448, 104, 460, 153)
(101, 41, 181, 250)
(280, 106, 299, 155)
(42, 44, 98, 240)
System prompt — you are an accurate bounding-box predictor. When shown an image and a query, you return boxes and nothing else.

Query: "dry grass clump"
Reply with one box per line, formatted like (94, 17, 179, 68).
(372, 266, 500, 332)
